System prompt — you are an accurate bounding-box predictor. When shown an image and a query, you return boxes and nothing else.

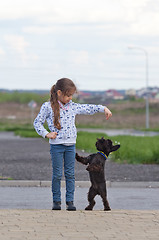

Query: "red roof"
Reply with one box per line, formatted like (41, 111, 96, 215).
(106, 89, 123, 97)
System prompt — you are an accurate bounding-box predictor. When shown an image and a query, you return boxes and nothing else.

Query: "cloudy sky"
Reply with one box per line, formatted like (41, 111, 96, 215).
(0, 0, 159, 91)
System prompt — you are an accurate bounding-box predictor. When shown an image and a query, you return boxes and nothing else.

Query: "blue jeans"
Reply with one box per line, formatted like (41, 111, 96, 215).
(50, 144, 75, 202)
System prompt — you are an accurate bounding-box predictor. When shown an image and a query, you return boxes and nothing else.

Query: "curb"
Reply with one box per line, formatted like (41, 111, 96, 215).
(0, 180, 159, 188)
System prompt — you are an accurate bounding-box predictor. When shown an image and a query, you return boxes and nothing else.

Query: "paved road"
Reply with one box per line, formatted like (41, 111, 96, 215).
(0, 186, 159, 210)
(78, 128, 159, 136)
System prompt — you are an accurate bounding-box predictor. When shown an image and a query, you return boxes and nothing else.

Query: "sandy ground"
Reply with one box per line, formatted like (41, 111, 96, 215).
(0, 101, 159, 128)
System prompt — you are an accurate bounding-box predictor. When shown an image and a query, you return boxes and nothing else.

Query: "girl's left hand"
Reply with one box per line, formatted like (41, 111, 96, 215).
(45, 132, 58, 139)
(104, 107, 112, 120)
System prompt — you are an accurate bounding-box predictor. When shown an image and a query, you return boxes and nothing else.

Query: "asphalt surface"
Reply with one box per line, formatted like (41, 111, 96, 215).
(0, 131, 159, 182)
(0, 186, 159, 210)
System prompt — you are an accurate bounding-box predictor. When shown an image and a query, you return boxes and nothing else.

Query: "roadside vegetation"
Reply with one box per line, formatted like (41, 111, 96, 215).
(1, 125, 159, 164)
(76, 131, 159, 164)
(0, 91, 49, 104)
(0, 92, 159, 164)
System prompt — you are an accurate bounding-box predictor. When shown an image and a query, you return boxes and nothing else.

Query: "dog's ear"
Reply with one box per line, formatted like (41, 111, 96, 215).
(95, 138, 100, 150)
(111, 145, 120, 152)
(95, 137, 105, 151)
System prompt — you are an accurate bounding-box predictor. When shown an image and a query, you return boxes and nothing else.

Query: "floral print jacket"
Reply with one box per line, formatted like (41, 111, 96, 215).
(33, 100, 105, 145)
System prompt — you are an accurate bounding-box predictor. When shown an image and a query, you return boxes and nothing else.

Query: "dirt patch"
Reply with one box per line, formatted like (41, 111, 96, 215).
(0, 101, 159, 129)
(76, 101, 159, 129)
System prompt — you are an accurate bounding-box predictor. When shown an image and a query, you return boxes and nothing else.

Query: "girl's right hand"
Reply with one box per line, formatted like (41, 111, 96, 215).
(104, 107, 112, 120)
(45, 132, 58, 139)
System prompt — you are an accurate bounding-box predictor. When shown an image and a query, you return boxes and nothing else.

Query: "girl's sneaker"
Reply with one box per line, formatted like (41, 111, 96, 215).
(52, 201, 61, 210)
(66, 201, 76, 211)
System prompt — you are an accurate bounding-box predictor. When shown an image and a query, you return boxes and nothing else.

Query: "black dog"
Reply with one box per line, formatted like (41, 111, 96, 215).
(76, 137, 120, 211)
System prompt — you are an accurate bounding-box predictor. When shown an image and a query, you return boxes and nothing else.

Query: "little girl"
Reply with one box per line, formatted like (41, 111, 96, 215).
(34, 78, 112, 211)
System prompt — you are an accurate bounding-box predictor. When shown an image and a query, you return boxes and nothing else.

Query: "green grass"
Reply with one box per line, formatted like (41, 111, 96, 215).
(1, 125, 159, 164)
(0, 91, 49, 104)
(14, 129, 41, 138)
(0, 122, 47, 138)
(0, 91, 78, 104)
(76, 124, 107, 129)
(76, 131, 159, 164)
(0, 122, 33, 131)
(1, 121, 159, 133)
(143, 127, 159, 132)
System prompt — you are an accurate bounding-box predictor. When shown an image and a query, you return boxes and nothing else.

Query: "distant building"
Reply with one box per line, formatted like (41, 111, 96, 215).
(155, 93, 159, 101)
(137, 87, 159, 100)
(106, 89, 124, 100)
(125, 89, 136, 97)
(137, 88, 146, 98)
(155, 93, 159, 98)
(77, 91, 92, 102)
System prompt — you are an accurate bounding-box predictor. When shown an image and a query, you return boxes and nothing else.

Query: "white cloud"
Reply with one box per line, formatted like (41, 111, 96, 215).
(4, 34, 38, 65)
(69, 50, 89, 65)
(0, 0, 48, 20)
(23, 26, 59, 34)
(21, 0, 159, 37)
(131, 12, 159, 35)
(0, 0, 150, 23)
(0, 47, 5, 55)
(4, 34, 29, 53)
(1, 0, 158, 37)
(1, 0, 159, 90)
(4, 34, 29, 65)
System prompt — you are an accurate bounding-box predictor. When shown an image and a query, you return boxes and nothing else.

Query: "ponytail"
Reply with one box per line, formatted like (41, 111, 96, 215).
(50, 85, 61, 130)
(50, 78, 77, 130)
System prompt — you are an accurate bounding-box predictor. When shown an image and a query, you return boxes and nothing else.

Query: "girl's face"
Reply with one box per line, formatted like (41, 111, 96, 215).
(57, 89, 75, 105)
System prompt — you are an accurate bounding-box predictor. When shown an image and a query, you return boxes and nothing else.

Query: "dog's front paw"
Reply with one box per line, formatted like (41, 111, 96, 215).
(75, 153, 82, 163)
(75, 153, 80, 160)
(75, 153, 89, 165)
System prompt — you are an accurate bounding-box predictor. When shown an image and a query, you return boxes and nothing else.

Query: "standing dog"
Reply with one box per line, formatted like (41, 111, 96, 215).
(76, 137, 120, 211)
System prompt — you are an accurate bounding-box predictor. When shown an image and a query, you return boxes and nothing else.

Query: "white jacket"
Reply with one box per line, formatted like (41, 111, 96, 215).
(33, 100, 105, 145)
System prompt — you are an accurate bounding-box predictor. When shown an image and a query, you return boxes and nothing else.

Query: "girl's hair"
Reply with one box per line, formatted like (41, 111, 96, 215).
(50, 78, 77, 130)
